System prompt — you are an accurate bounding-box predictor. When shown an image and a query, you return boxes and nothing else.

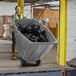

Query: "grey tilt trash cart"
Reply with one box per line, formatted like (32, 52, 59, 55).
(14, 19, 57, 66)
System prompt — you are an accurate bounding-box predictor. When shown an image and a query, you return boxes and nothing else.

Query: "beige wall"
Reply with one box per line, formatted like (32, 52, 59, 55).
(67, 0, 76, 61)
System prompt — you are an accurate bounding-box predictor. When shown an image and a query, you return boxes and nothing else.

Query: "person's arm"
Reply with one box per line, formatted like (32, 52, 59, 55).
(11, 14, 15, 32)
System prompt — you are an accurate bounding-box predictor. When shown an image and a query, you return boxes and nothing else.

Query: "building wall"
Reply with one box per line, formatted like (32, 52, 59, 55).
(67, 0, 76, 61)
(0, 2, 16, 15)
(0, 2, 31, 18)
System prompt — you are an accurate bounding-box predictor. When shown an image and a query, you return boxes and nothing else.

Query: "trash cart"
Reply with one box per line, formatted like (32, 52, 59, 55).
(14, 19, 57, 66)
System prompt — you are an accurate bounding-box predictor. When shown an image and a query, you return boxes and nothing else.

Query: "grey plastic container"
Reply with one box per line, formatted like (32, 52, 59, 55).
(14, 19, 57, 62)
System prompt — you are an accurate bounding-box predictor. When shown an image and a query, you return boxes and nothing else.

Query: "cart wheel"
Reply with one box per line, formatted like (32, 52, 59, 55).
(21, 59, 26, 67)
(36, 60, 41, 66)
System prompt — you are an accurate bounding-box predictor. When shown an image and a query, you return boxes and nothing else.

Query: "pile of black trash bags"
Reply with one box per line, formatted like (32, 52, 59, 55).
(18, 23, 49, 42)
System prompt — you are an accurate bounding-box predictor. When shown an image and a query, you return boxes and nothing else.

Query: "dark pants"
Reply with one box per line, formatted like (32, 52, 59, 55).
(12, 31, 15, 53)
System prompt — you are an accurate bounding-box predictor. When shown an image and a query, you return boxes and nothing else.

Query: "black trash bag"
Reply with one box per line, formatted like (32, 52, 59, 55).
(29, 35, 39, 42)
(24, 33, 39, 42)
(17, 24, 26, 33)
(39, 31, 48, 42)
(19, 25, 31, 34)
(23, 26, 31, 34)
(31, 24, 40, 36)
(17, 24, 23, 32)
(24, 33, 30, 39)
(18, 22, 49, 42)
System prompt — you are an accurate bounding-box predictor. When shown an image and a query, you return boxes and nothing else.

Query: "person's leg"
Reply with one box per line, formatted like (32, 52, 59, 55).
(12, 31, 15, 53)
(12, 31, 16, 60)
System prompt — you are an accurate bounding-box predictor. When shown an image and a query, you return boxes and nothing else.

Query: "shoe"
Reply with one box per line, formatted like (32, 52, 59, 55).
(12, 53, 16, 60)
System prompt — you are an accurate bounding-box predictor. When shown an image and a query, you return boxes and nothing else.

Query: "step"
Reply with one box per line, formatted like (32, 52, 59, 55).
(0, 40, 12, 52)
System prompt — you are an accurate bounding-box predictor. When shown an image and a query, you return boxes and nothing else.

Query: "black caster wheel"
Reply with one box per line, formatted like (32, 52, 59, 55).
(21, 59, 26, 67)
(36, 60, 41, 66)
